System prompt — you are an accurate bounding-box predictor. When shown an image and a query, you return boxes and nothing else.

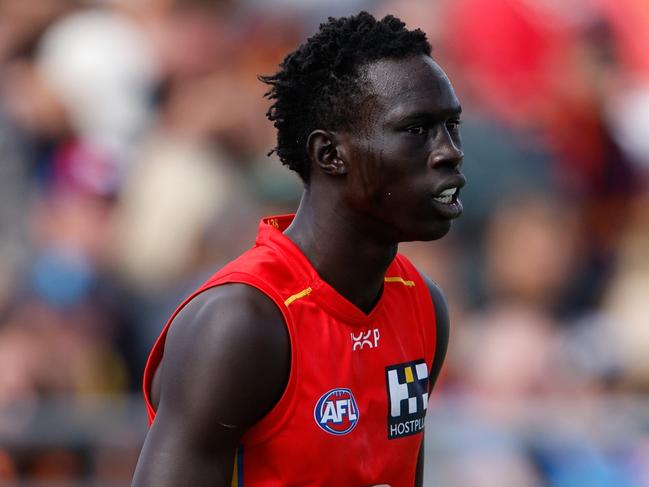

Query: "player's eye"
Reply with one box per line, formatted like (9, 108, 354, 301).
(446, 119, 462, 132)
(406, 125, 427, 136)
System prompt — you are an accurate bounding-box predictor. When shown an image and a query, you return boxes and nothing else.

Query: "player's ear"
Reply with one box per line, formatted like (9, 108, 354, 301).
(307, 130, 348, 177)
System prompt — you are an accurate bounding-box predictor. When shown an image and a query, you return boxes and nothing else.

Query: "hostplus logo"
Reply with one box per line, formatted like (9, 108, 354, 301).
(314, 388, 359, 435)
(385, 359, 429, 439)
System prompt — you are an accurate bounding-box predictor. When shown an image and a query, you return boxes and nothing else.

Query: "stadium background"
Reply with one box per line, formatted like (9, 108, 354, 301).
(0, 0, 648, 485)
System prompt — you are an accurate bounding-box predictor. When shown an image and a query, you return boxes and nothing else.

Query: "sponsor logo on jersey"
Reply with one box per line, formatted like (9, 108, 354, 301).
(351, 328, 380, 351)
(314, 388, 359, 435)
(385, 359, 429, 439)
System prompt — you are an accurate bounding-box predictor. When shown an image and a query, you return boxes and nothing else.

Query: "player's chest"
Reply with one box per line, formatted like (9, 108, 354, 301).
(290, 302, 430, 443)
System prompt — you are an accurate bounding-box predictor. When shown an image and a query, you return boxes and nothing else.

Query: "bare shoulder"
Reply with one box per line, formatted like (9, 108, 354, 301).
(132, 283, 290, 486)
(418, 272, 450, 389)
(158, 282, 290, 431)
(418, 274, 449, 330)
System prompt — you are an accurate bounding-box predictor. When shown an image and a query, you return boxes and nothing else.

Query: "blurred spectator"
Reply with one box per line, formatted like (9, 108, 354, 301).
(601, 190, 649, 390)
(0, 0, 647, 485)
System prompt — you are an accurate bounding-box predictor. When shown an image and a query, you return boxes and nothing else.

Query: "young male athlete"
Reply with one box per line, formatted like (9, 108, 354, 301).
(132, 11, 465, 487)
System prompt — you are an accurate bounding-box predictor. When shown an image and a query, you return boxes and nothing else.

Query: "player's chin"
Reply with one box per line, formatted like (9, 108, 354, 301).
(424, 220, 453, 241)
(402, 219, 452, 242)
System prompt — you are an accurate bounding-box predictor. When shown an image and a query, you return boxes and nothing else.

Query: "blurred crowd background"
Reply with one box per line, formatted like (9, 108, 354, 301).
(0, 0, 648, 485)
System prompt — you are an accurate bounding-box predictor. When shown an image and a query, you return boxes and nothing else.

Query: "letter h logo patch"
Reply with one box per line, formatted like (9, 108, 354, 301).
(385, 359, 429, 439)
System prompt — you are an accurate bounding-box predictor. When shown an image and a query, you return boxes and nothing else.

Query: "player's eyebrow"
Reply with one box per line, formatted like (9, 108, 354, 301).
(389, 105, 462, 125)
(432, 105, 463, 117)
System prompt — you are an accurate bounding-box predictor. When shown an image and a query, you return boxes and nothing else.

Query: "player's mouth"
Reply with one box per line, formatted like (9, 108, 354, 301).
(431, 186, 463, 218)
(432, 187, 458, 204)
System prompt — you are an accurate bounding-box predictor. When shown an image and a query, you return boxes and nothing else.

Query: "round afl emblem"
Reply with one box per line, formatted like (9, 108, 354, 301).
(313, 388, 360, 435)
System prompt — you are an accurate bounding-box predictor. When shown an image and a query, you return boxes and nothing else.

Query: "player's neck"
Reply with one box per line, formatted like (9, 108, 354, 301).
(284, 190, 398, 314)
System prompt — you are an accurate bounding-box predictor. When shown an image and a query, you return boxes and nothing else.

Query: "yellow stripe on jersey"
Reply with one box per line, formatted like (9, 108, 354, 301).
(284, 287, 313, 306)
(231, 447, 243, 487)
(384, 276, 416, 287)
(231, 448, 238, 487)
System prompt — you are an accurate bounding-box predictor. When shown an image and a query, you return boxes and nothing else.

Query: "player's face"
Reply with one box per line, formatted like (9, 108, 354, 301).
(340, 55, 465, 243)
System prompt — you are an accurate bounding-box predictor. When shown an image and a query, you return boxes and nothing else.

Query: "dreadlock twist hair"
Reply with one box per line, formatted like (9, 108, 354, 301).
(260, 11, 432, 183)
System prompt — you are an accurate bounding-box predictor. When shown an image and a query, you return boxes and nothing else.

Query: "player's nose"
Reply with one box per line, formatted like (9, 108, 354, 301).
(428, 132, 463, 170)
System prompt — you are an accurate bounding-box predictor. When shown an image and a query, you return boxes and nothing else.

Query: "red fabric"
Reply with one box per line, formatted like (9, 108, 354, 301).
(142, 215, 437, 486)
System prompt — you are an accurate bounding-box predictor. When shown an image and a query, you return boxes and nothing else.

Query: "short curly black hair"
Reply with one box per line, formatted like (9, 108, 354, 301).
(260, 11, 432, 183)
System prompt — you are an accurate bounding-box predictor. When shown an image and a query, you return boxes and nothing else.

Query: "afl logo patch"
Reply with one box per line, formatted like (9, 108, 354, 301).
(313, 388, 359, 435)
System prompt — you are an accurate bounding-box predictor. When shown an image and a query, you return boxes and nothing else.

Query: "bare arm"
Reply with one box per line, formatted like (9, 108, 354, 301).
(415, 274, 450, 487)
(131, 284, 290, 487)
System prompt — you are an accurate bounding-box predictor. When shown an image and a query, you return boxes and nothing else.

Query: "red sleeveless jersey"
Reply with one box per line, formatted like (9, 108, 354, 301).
(143, 215, 437, 487)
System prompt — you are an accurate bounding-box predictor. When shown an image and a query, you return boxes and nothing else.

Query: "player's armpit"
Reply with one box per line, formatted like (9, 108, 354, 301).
(131, 284, 290, 487)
